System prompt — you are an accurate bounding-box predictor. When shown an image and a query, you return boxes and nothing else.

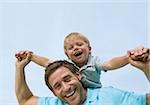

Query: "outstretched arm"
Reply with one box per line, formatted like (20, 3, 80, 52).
(31, 53, 52, 68)
(102, 46, 149, 71)
(15, 52, 38, 105)
(15, 50, 53, 68)
(102, 54, 129, 70)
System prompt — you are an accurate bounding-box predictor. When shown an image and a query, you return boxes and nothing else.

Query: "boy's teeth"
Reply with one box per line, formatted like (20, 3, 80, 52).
(74, 51, 82, 56)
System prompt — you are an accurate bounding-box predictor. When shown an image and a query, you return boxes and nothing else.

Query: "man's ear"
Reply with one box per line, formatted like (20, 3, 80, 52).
(75, 72, 82, 80)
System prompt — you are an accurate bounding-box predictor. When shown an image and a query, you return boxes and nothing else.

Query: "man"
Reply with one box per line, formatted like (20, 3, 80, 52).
(15, 48, 150, 105)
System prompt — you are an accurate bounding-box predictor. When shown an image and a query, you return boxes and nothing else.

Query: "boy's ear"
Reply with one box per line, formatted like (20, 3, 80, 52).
(89, 46, 92, 51)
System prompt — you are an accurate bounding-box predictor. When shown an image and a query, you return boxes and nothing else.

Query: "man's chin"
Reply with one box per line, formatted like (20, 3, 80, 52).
(65, 97, 80, 105)
(67, 101, 79, 105)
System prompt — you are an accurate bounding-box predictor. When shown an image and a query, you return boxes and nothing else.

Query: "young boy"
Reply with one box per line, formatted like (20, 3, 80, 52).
(15, 32, 148, 88)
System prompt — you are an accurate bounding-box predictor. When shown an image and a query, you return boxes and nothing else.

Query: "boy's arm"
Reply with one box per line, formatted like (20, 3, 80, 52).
(102, 54, 129, 70)
(31, 54, 53, 68)
(15, 52, 38, 105)
(102, 47, 149, 71)
(16, 50, 53, 68)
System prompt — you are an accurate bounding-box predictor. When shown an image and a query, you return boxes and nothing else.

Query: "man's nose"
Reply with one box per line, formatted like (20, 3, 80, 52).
(62, 82, 70, 91)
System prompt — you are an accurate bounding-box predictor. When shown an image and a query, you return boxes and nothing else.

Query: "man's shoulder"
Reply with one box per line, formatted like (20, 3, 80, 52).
(87, 86, 122, 94)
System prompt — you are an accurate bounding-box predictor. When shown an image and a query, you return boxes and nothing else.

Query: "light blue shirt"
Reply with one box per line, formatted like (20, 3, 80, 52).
(38, 87, 146, 105)
(68, 55, 104, 88)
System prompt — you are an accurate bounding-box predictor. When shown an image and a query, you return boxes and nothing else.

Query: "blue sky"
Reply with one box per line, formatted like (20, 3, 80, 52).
(0, 0, 149, 105)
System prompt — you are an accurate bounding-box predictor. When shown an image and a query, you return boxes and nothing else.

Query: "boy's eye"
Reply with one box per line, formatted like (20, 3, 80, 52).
(67, 46, 73, 50)
(76, 42, 83, 46)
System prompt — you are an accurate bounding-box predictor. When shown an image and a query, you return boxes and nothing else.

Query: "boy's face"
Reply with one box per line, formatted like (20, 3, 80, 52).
(48, 66, 86, 105)
(65, 37, 91, 67)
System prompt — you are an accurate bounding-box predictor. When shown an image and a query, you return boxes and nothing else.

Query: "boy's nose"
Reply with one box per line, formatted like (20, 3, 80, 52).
(73, 46, 79, 51)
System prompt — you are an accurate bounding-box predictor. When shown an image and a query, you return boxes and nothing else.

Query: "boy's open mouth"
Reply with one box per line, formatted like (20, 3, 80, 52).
(74, 51, 82, 57)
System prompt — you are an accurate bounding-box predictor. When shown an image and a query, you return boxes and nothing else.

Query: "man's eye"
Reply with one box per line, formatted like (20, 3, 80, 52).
(64, 76, 71, 82)
(65, 78, 71, 82)
(54, 84, 61, 90)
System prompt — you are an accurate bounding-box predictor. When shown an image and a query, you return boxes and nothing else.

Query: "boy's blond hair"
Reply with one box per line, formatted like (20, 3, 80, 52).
(64, 32, 91, 55)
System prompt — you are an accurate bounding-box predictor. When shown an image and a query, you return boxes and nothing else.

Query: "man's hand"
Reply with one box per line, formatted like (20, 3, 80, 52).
(129, 57, 149, 72)
(128, 47, 150, 81)
(15, 50, 33, 69)
(15, 50, 33, 61)
(128, 46, 149, 62)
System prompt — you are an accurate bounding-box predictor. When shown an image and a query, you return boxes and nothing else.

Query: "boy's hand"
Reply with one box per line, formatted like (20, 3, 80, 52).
(128, 47, 149, 62)
(15, 50, 33, 61)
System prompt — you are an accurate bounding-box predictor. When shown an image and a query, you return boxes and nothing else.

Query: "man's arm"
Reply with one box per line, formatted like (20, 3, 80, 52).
(15, 52, 38, 105)
(129, 56, 150, 82)
(128, 48, 149, 105)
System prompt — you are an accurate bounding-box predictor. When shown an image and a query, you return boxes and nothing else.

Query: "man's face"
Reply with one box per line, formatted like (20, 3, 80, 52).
(65, 37, 91, 67)
(48, 66, 86, 105)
